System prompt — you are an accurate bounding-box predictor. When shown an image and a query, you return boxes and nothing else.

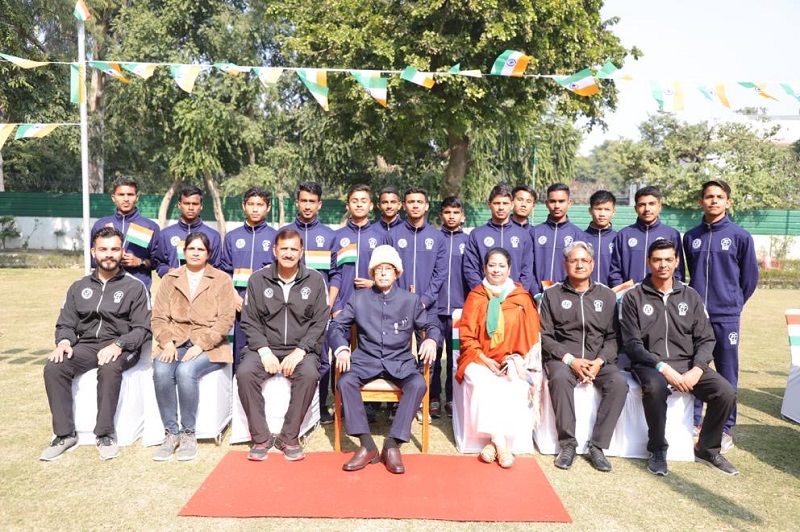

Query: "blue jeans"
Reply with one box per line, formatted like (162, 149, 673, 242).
(153, 344, 226, 434)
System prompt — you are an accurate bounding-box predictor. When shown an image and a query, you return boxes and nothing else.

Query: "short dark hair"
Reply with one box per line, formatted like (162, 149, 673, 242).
(379, 186, 400, 200)
(347, 183, 372, 200)
(111, 176, 138, 193)
(275, 227, 303, 247)
(487, 183, 513, 202)
(185, 232, 211, 255)
(92, 227, 124, 246)
(701, 179, 731, 199)
(243, 186, 272, 203)
(589, 190, 616, 207)
(635, 186, 662, 203)
(483, 246, 512, 267)
(179, 185, 203, 200)
(297, 181, 323, 200)
(512, 184, 538, 202)
(647, 239, 676, 258)
(546, 182, 570, 196)
(404, 186, 428, 202)
(441, 196, 463, 210)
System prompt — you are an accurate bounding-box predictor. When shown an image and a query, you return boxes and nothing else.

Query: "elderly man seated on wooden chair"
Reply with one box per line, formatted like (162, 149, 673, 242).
(329, 245, 441, 474)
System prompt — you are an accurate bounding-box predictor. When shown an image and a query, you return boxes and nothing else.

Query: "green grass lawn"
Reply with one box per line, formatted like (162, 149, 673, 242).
(1, 269, 798, 530)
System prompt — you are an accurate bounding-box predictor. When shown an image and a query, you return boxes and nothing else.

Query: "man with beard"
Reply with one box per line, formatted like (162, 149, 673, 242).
(40, 227, 151, 461)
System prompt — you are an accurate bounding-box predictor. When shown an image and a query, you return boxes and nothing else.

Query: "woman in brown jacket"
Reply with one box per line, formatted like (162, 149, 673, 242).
(151, 232, 237, 461)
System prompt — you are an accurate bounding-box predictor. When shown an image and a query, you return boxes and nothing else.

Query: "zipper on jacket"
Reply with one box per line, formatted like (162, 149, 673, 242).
(549, 224, 559, 281)
(94, 280, 108, 338)
(446, 232, 453, 315)
(643, 226, 650, 280)
(595, 231, 602, 283)
(248, 225, 256, 271)
(703, 226, 712, 305)
(662, 292, 671, 359)
(579, 292, 586, 358)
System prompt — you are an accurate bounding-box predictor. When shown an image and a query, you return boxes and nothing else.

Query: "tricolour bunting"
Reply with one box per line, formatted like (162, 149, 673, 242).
(400, 66, 435, 88)
(214, 63, 251, 76)
(448, 63, 482, 78)
(70, 63, 86, 105)
(73, 0, 91, 21)
(697, 82, 730, 108)
(253, 67, 283, 87)
(0, 52, 48, 69)
(650, 80, 684, 112)
(170, 65, 205, 93)
(780, 83, 800, 103)
(14, 124, 59, 139)
(490, 50, 529, 77)
(738, 82, 779, 101)
(121, 63, 158, 79)
(556, 68, 599, 96)
(351, 71, 388, 107)
(88, 61, 129, 82)
(596, 61, 618, 79)
(0, 124, 16, 149)
(296, 69, 330, 110)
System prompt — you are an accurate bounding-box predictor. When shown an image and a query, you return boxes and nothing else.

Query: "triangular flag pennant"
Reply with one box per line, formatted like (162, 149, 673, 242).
(296, 69, 330, 111)
(214, 63, 251, 76)
(88, 61, 129, 82)
(400, 66, 435, 88)
(780, 83, 800, 103)
(738, 82, 779, 101)
(253, 67, 284, 87)
(73, 0, 91, 22)
(121, 63, 158, 79)
(0, 124, 16, 150)
(651, 80, 684, 112)
(351, 71, 388, 107)
(14, 124, 59, 139)
(447, 63, 482, 78)
(556, 68, 599, 96)
(490, 50, 530, 77)
(596, 61, 618, 80)
(70, 63, 86, 105)
(170, 65, 205, 93)
(0, 52, 48, 69)
(697, 82, 730, 108)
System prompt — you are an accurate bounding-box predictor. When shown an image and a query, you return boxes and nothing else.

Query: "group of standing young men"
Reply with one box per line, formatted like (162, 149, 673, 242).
(41, 175, 757, 479)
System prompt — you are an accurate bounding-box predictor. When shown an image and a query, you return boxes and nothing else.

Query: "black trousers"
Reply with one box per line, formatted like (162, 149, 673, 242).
(236, 349, 320, 445)
(545, 359, 629, 449)
(43, 338, 140, 437)
(633, 365, 735, 454)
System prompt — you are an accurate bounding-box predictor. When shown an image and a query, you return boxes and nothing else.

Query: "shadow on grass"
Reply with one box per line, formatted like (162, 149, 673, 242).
(737, 387, 786, 421)
(734, 423, 800, 480)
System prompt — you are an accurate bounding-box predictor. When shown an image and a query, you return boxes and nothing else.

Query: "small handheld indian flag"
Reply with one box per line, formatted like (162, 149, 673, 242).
(15, 124, 59, 140)
(305, 250, 332, 270)
(400, 66, 435, 89)
(74, 0, 91, 22)
(612, 279, 635, 303)
(490, 50, 530, 77)
(233, 268, 253, 288)
(124, 223, 154, 249)
(556, 68, 599, 97)
(176, 240, 186, 263)
(336, 244, 357, 266)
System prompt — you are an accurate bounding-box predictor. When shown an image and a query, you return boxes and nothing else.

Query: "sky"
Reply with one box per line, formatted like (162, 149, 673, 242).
(580, 0, 800, 153)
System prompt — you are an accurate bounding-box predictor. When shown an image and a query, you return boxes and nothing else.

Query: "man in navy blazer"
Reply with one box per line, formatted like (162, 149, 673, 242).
(329, 245, 440, 474)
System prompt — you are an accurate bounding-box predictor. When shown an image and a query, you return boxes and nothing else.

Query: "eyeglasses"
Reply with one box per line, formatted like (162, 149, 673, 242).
(566, 258, 593, 265)
(374, 266, 396, 274)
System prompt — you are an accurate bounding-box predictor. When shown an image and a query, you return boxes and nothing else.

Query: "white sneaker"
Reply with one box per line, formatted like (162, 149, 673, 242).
(97, 435, 119, 460)
(40, 433, 78, 461)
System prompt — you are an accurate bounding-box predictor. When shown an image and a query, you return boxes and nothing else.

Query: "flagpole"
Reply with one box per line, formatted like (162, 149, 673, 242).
(78, 19, 90, 274)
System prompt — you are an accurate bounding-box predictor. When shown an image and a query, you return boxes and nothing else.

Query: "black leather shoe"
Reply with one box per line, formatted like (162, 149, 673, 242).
(554, 445, 576, 470)
(588, 444, 612, 472)
(381, 447, 405, 474)
(342, 446, 380, 471)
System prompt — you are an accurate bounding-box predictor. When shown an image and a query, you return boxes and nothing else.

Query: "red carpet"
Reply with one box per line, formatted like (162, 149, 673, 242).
(180, 451, 571, 522)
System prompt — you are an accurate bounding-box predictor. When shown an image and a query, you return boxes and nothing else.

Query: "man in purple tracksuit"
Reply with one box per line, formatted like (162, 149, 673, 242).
(91, 176, 161, 291)
(532, 183, 586, 293)
(683, 180, 758, 452)
(511, 184, 537, 237)
(219, 186, 277, 368)
(583, 190, 618, 286)
(279, 181, 340, 424)
(608, 186, 685, 288)
(154, 185, 221, 277)
(435, 196, 470, 417)
(375, 186, 404, 238)
(462, 183, 535, 293)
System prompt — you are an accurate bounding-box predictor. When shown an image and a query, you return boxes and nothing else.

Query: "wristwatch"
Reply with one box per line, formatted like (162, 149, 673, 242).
(114, 339, 125, 349)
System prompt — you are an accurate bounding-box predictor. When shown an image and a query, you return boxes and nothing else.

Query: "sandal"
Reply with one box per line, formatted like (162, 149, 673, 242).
(497, 448, 515, 469)
(479, 443, 497, 463)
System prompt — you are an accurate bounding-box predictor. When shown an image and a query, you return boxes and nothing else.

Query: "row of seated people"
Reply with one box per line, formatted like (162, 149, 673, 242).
(40, 227, 737, 478)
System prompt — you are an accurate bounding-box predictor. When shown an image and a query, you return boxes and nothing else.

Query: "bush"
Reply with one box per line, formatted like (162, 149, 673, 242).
(759, 267, 800, 289)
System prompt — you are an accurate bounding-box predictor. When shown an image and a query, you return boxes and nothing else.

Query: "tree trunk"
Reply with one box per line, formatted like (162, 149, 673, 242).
(442, 131, 470, 198)
(204, 170, 226, 239)
(158, 179, 181, 228)
(87, 50, 105, 192)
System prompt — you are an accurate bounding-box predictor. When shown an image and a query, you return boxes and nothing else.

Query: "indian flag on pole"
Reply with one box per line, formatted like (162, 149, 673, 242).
(88, 61, 129, 82)
(121, 63, 158, 79)
(489, 50, 530, 77)
(351, 71, 388, 107)
(305, 250, 332, 270)
(74, 0, 91, 21)
(336, 244, 357, 266)
(233, 268, 253, 288)
(400, 66, 435, 88)
(0, 52, 48, 69)
(297, 69, 330, 111)
(0, 124, 16, 149)
(124, 223, 154, 249)
(556, 68, 599, 96)
(15, 124, 59, 139)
